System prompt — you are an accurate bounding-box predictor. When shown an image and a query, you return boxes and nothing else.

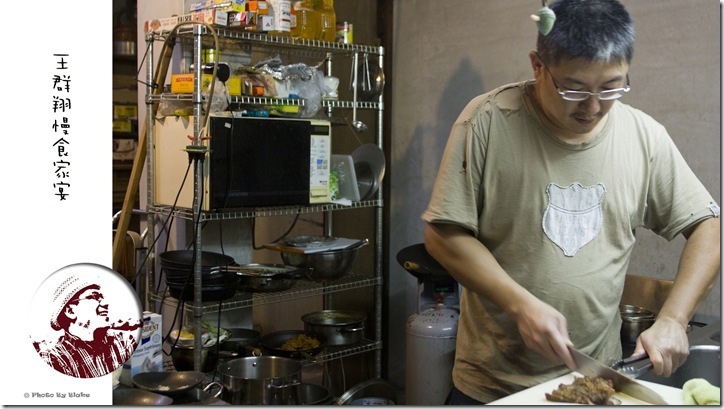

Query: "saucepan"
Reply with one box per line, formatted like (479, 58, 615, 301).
(210, 356, 304, 405)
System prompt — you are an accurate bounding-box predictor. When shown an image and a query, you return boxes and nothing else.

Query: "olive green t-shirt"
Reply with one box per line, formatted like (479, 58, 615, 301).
(422, 81, 718, 402)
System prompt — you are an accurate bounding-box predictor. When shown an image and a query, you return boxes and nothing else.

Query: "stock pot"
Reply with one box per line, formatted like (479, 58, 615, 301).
(211, 356, 303, 405)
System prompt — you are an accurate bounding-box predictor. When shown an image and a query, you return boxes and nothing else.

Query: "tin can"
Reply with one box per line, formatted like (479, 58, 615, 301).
(336, 21, 353, 44)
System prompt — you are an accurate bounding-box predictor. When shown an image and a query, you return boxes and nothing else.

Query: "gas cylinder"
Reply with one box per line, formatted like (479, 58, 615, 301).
(405, 298, 459, 405)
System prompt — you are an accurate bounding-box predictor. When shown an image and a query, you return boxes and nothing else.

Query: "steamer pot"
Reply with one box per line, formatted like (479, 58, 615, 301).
(213, 356, 303, 405)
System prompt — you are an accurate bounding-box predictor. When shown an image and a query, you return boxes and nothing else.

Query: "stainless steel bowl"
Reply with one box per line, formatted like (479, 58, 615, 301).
(280, 244, 365, 281)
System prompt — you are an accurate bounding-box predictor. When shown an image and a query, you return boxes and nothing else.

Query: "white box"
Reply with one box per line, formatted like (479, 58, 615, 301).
(120, 312, 163, 386)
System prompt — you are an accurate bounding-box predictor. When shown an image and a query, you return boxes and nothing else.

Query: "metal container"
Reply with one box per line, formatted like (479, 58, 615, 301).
(406, 303, 458, 405)
(280, 240, 367, 281)
(301, 310, 366, 346)
(620, 304, 656, 346)
(234, 264, 306, 292)
(215, 356, 303, 405)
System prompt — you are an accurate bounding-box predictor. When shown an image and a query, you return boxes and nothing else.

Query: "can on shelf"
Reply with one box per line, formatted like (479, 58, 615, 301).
(336, 21, 353, 44)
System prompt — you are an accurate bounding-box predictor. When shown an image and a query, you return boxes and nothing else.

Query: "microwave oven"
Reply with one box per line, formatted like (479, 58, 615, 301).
(154, 115, 332, 210)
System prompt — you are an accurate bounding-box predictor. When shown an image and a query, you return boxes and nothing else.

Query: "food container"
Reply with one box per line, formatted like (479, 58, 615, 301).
(301, 310, 367, 346)
(620, 304, 656, 346)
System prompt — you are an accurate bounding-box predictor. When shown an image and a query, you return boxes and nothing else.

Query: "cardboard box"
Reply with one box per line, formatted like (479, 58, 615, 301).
(144, 10, 227, 33)
(247, 1, 269, 14)
(170, 73, 214, 94)
(120, 312, 162, 386)
(191, 0, 246, 13)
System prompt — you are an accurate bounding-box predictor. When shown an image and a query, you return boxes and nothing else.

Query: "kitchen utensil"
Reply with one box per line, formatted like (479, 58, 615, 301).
(358, 55, 384, 101)
(169, 342, 239, 372)
(112, 388, 173, 405)
(260, 329, 322, 360)
(214, 356, 304, 405)
(351, 144, 386, 201)
(396, 243, 452, 284)
(611, 353, 653, 378)
(350, 52, 367, 133)
(620, 304, 656, 345)
(221, 328, 262, 354)
(302, 310, 367, 346)
(166, 273, 239, 302)
(300, 383, 334, 405)
(569, 346, 668, 405)
(284, 235, 338, 248)
(159, 250, 236, 270)
(336, 378, 398, 405)
(231, 263, 307, 293)
(280, 239, 368, 281)
(167, 385, 224, 405)
(132, 371, 206, 397)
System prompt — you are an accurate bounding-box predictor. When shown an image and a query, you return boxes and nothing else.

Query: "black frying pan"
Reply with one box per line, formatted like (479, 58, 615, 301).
(132, 371, 205, 397)
(260, 330, 322, 361)
(113, 388, 173, 405)
(396, 243, 452, 284)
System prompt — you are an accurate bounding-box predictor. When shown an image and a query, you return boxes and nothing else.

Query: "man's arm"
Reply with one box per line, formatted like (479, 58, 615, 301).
(637, 217, 720, 376)
(424, 222, 575, 368)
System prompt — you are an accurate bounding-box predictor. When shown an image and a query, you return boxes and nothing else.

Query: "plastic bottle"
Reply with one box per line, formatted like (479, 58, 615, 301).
(268, 0, 292, 36)
(317, 0, 336, 42)
(291, 0, 320, 39)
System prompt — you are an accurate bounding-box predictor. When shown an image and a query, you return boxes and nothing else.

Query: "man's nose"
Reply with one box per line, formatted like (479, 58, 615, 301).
(578, 96, 601, 113)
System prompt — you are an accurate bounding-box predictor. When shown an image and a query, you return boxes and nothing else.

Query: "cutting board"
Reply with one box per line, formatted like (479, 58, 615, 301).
(491, 372, 684, 405)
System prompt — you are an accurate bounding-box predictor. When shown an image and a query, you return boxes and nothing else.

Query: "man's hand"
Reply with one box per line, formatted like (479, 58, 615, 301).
(514, 296, 576, 369)
(634, 317, 689, 377)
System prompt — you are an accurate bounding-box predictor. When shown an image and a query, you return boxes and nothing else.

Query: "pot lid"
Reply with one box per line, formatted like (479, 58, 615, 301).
(336, 378, 398, 405)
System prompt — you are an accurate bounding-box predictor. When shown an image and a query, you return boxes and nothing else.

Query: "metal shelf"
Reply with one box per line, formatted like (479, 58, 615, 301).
(150, 274, 380, 315)
(157, 26, 384, 56)
(149, 93, 382, 110)
(148, 200, 382, 221)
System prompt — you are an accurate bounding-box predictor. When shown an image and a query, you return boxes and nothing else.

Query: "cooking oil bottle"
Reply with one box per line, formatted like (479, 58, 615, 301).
(317, 0, 336, 42)
(291, 0, 320, 39)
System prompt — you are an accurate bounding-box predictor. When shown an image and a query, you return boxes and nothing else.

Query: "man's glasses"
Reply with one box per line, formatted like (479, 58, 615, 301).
(545, 66, 631, 102)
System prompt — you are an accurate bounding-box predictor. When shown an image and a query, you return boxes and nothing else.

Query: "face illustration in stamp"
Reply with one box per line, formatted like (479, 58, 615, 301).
(30, 263, 143, 378)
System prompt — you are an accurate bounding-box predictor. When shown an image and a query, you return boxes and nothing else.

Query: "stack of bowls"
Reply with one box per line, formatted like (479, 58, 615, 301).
(160, 250, 240, 302)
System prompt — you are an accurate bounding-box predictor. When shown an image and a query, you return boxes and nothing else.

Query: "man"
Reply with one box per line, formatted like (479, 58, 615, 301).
(422, 0, 720, 404)
(36, 276, 138, 378)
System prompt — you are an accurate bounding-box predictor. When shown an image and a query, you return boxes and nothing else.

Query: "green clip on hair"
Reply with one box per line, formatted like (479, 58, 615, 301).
(530, 4, 556, 36)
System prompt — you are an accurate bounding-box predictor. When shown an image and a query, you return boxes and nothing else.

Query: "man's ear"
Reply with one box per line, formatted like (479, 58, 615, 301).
(529, 51, 544, 77)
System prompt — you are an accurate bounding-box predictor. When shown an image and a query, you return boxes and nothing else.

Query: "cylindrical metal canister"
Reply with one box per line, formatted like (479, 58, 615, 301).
(405, 303, 459, 405)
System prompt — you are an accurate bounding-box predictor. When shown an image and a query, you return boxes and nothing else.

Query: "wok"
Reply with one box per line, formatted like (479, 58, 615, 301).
(260, 330, 322, 360)
(160, 250, 236, 270)
(132, 371, 205, 397)
(113, 388, 173, 405)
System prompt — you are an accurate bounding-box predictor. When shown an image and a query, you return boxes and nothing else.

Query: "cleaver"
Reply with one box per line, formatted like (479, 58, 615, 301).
(569, 346, 669, 405)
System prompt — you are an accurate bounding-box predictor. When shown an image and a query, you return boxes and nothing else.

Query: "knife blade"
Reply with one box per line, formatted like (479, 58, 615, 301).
(569, 346, 668, 405)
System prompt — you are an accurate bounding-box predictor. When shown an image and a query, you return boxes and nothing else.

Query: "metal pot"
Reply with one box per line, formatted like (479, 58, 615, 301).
(302, 310, 367, 346)
(620, 304, 656, 346)
(214, 356, 304, 405)
(280, 239, 368, 281)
